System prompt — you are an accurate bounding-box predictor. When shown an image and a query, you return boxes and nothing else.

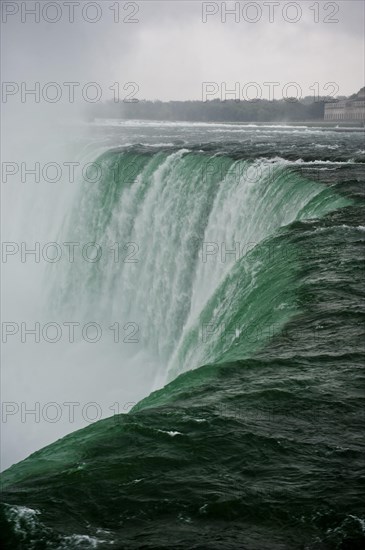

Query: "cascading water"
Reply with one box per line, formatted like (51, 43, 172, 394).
(51, 146, 351, 388)
(2, 124, 364, 550)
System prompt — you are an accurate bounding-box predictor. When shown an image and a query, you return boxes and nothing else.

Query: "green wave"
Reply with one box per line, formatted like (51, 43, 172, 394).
(1, 148, 363, 548)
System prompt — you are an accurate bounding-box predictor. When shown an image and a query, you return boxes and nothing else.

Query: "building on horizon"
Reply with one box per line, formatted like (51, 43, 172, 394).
(324, 87, 365, 122)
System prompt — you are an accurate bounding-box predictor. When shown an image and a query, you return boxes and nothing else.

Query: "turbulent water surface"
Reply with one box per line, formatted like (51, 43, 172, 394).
(1, 122, 365, 549)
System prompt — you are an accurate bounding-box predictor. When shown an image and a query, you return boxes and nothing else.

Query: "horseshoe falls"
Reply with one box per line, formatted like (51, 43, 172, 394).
(1, 123, 365, 549)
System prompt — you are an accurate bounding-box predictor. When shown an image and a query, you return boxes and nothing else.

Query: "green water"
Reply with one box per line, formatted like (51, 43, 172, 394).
(1, 127, 364, 549)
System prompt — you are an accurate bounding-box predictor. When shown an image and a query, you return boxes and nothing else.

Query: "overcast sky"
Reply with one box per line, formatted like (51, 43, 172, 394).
(1, 1, 364, 102)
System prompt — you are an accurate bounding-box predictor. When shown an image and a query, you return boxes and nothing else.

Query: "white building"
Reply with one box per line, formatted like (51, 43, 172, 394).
(324, 87, 365, 122)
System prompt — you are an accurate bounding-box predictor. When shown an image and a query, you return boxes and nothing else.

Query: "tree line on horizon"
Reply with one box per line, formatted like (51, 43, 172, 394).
(87, 96, 343, 123)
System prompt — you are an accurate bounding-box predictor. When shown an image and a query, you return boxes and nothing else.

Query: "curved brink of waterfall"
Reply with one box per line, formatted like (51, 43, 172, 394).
(2, 146, 363, 550)
(50, 148, 351, 386)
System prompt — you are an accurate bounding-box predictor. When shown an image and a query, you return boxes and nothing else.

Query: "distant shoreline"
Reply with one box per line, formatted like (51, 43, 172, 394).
(91, 118, 365, 131)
